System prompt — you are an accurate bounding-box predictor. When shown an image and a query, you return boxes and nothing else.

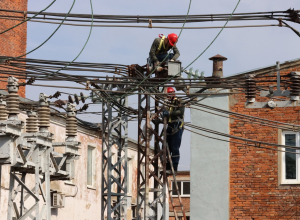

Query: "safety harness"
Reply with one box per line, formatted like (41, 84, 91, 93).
(156, 35, 166, 54)
(167, 97, 184, 135)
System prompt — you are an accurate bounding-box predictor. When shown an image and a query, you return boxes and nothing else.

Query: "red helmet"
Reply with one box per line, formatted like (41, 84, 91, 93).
(167, 33, 178, 46)
(167, 87, 175, 93)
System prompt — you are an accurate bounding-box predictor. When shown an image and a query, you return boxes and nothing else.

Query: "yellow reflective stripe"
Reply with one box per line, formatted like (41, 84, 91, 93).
(169, 107, 173, 122)
(156, 36, 166, 54)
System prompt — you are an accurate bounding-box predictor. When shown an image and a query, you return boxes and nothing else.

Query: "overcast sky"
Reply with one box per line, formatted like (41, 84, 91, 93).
(25, 0, 300, 170)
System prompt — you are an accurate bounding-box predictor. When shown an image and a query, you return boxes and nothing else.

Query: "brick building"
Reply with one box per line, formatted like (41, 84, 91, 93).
(0, 1, 27, 97)
(229, 59, 300, 219)
(191, 57, 300, 219)
(168, 171, 190, 220)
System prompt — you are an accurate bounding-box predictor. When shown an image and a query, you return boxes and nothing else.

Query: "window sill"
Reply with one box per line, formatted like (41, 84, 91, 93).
(171, 195, 190, 198)
(87, 185, 96, 190)
(279, 182, 300, 186)
(64, 181, 76, 186)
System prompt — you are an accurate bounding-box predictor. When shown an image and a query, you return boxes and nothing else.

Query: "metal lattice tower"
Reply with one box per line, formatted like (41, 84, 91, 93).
(137, 91, 168, 220)
(102, 84, 128, 220)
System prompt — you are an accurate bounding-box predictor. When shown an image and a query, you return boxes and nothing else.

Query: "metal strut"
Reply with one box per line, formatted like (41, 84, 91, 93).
(102, 83, 128, 220)
(137, 90, 168, 220)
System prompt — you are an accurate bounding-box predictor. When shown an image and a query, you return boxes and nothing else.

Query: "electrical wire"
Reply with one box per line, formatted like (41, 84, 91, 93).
(46, 0, 94, 77)
(0, 0, 57, 35)
(184, 123, 300, 151)
(0, 0, 76, 63)
(185, 127, 300, 155)
(0, 9, 297, 25)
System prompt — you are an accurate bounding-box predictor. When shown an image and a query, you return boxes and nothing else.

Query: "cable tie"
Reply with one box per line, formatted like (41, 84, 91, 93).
(23, 11, 27, 20)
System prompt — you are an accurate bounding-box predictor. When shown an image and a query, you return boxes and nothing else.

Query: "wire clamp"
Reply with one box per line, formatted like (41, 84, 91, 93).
(278, 18, 283, 27)
(86, 81, 90, 90)
(23, 11, 27, 20)
(255, 142, 261, 148)
(148, 19, 152, 28)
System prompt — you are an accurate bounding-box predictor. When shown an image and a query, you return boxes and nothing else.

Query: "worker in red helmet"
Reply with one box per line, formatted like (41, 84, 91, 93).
(149, 33, 180, 68)
(162, 87, 185, 175)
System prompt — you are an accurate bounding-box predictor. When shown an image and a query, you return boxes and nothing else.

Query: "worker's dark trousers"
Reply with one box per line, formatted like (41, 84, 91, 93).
(156, 53, 174, 62)
(166, 122, 183, 171)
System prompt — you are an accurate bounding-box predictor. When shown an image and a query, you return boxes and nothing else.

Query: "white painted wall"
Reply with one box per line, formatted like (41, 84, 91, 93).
(190, 90, 230, 220)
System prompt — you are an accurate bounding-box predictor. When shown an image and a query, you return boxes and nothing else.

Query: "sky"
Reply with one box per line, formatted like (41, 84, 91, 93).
(25, 0, 300, 170)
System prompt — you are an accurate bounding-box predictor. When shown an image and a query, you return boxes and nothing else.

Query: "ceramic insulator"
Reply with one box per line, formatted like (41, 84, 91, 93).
(6, 93, 19, 116)
(66, 116, 77, 137)
(26, 113, 38, 133)
(38, 106, 50, 128)
(0, 104, 7, 121)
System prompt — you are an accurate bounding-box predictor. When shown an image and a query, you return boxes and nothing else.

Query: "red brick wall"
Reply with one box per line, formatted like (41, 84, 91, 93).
(230, 66, 300, 219)
(0, 1, 27, 97)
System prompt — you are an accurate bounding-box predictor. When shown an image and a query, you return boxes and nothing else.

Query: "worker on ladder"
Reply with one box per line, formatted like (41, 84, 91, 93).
(163, 87, 184, 175)
(149, 33, 180, 68)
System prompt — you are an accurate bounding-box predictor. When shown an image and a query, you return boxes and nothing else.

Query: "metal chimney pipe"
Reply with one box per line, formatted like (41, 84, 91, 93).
(209, 54, 227, 78)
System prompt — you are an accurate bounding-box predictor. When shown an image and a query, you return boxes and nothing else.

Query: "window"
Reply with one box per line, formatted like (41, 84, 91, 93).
(179, 217, 190, 220)
(87, 145, 96, 187)
(281, 132, 300, 184)
(172, 181, 190, 197)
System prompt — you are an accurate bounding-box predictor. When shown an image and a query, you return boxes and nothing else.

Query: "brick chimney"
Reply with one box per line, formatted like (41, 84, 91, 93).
(209, 54, 227, 78)
(0, 0, 28, 98)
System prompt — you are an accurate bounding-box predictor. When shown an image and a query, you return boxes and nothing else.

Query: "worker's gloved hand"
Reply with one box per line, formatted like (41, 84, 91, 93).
(154, 61, 160, 68)
(162, 110, 169, 117)
(170, 59, 174, 62)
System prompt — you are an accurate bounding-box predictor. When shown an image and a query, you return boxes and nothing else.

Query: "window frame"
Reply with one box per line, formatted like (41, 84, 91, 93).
(171, 180, 190, 197)
(281, 131, 300, 184)
(87, 144, 96, 188)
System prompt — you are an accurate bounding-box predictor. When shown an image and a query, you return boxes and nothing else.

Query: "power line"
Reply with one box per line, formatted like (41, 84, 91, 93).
(0, 0, 57, 35)
(0, 0, 76, 63)
(0, 9, 297, 25)
(185, 127, 300, 155)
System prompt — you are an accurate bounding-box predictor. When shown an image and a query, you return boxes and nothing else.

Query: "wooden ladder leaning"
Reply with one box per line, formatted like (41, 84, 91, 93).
(166, 145, 187, 220)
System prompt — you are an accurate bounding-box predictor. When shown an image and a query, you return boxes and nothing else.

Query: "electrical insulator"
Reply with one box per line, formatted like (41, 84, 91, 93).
(267, 99, 277, 109)
(6, 76, 19, 120)
(66, 103, 77, 141)
(38, 93, 50, 131)
(245, 74, 256, 103)
(74, 92, 86, 105)
(0, 94, 7, 121)
(290, 72, 300, 101)
(26, 111, 38, 133)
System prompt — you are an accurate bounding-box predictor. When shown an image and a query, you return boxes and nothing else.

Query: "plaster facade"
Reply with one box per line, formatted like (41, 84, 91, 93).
(0, 111, 141, 220)
(190, 90, 230, 220)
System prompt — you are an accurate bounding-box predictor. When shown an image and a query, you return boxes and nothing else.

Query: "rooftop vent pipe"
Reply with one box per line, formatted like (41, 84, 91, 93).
(209, 54, 227, 78)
